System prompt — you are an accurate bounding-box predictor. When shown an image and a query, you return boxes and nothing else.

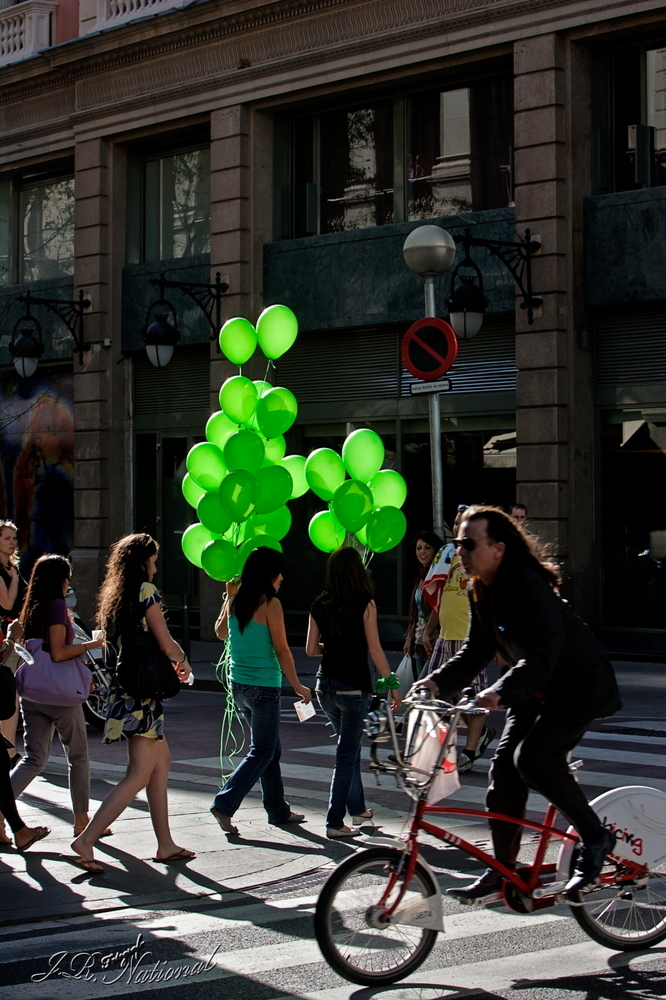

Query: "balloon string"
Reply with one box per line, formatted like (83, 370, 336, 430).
(215, 641, 246, 782)
(263, 359, 275, 386)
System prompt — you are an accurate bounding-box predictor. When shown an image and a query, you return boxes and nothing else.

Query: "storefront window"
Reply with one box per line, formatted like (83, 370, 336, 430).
(600, 413, 666, 628)
(0, 179, 9, 285)
(19, 177, 75, 282)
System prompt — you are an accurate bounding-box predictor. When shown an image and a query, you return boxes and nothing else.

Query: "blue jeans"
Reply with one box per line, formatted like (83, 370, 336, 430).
(316, 678, 371, 829)
(212, 683, 291, 824)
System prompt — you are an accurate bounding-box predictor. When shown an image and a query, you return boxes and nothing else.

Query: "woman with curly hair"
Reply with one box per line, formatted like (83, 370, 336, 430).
(8, 555, 103, 841)
(0, 519, 27, 774)
(72, 533, 194, 872)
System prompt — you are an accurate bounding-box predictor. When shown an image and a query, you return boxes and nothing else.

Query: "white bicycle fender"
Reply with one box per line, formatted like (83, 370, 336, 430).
(389, 854, 444, 932)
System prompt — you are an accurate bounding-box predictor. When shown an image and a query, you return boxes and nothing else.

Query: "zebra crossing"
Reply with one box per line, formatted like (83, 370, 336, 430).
(1, 716, 665, 1000)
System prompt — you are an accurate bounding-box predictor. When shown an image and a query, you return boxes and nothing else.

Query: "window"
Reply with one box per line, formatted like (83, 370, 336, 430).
(278, 75, 513, 238)
(0, 173, 75, 286)
(128, 145, 210, 263)
(598, 43, 666, 193)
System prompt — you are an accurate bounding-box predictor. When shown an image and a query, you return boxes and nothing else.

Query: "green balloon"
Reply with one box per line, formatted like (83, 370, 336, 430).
(281, 454, 309, 498)
(256, 386, 298, 439)
(186, 442, 227, 491)
(219, 317, 257, 365)
(238, 534, 282, 569)
(201, 539, 240, 582)
(206, 410, 238, 449)
(182, 473, 206, 509)
(219, 375, 258, 424)
(264, 435, 286, 465)
(309, 511, 346, 552)
(197, 492, 233, 535)
(256, 304, 298, 360)
(254, 380, 272, 397)
(219, 469, 259, 522)
(223, 429, 265, 474)
(250, 505, 292, 541)
(255, 464, 293, 514)
(365, 506, 407, 553)
(304, 448, 346, 501)
(342, 428, 385, 481)
(331, 479, 374, 533)
(355, 524, 368, 546)
(369, 469, 407, 509)
(181, 523, 221, 569)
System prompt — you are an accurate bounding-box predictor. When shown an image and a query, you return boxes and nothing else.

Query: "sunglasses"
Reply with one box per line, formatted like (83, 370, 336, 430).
(454, 535, 493, 552)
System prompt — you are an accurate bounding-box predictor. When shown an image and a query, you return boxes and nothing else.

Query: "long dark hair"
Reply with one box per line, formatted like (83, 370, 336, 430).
(316, 546, 374, 636)
(96, 533, 158, 636)
(463, 505, 560, 587)
(21, 554, 72, 639)
(232, 547, 285, 633)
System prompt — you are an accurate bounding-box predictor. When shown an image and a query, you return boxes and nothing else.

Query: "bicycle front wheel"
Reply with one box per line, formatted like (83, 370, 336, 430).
(314, 846, 439, 986)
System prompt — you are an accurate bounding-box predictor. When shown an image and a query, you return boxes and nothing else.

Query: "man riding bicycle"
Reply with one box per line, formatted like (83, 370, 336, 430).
(415, 505, 621, 903)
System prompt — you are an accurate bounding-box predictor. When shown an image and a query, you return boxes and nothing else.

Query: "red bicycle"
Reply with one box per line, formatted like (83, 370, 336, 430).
(314, 692, 666, 986)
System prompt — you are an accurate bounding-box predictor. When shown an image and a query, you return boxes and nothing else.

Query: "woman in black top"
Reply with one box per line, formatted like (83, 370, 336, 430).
(306, 547, 400, 838)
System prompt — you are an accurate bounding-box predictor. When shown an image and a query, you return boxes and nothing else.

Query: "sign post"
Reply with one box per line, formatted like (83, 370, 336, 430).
(402, 313, 458, 538)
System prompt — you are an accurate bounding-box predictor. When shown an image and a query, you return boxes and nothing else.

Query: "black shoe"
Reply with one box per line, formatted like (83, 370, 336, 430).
(446, 867, 504, 904)
(565, 828, 616, 895)
(476, 726, 496, 758)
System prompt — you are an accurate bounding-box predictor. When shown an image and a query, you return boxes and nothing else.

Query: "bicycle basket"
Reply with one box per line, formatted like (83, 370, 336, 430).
(404, 707, 459, 804)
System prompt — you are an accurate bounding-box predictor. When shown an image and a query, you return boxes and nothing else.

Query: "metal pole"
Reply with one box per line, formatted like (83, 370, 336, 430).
(424, 276, 444, 538)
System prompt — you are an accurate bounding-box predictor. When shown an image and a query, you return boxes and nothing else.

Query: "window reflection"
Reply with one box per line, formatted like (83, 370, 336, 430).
(143, 147, 210, 261)
(0, 180, 9, 285)
(320, 103, 393, 233)
(20, 178, 75, 282)
(408, 79, 513, 219)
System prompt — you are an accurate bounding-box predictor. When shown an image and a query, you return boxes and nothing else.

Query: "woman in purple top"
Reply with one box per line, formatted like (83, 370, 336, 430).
(8, 556, 104, 839)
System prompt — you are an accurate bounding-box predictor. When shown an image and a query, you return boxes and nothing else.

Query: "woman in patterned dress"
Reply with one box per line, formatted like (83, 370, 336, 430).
(71, 533, 194, 872)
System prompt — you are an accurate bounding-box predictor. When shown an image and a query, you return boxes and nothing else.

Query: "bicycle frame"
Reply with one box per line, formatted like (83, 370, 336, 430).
(368, 695, 649, 920)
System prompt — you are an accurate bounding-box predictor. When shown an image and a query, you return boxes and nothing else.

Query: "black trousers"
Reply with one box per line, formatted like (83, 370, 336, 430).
(0, 738, 24, 834)
(486, 700, 603, 867)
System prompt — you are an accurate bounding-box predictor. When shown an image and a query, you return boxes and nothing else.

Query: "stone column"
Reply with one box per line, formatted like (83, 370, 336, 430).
(70, 137, 126, 622)
(513, 36, 568, 554)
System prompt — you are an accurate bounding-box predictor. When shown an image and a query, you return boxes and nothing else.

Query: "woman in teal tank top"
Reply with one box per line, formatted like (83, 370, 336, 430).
(211, 548, 311, 834)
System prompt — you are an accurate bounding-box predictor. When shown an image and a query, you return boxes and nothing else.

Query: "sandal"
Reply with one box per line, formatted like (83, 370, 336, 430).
(326, 825, 361, 839)
(351, 810, 374, 826)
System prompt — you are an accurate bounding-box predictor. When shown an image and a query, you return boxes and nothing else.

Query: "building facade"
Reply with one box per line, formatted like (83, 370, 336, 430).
(0, 0, 665, 649)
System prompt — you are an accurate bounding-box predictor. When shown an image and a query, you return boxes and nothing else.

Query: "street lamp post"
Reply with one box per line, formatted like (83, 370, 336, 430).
(403, 226, 457, 538)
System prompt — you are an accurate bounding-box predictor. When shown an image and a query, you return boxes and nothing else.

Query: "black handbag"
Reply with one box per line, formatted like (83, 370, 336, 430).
(0, 663, 17, 721)
(116, 628, 181, 702)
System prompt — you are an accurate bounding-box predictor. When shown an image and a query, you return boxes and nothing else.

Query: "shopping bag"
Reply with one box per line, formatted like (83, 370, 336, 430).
(395, 654, 418, 697)
(405, 708, 459, 804)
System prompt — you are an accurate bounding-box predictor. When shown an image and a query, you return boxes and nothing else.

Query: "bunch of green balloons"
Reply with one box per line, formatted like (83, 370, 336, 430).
(181, 305, 310, 581)
(306, 428, 408, 553)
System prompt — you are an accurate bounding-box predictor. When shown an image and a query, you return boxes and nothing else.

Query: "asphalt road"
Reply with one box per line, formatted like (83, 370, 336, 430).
(0, 657, 664, 1000)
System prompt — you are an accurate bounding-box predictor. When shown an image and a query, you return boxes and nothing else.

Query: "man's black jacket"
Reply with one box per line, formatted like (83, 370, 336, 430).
(429, 561, 621, 721)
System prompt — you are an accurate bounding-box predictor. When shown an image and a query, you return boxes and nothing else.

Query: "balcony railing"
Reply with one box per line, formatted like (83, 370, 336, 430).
(89, 0, 189, 32)
(0, 0, 57, 66)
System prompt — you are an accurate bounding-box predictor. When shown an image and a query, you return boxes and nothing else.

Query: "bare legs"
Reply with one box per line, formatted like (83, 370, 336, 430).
(71, 736, 193, 867)
(463, 713, 486, 754)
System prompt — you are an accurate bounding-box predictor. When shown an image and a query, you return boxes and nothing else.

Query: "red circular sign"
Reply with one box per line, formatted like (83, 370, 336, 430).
(401, 317, 458, 381)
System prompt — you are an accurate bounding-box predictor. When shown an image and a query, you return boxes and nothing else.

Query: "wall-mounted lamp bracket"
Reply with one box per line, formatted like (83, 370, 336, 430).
(147, 272, 229, 352)
(451, 228, 542, 324)
(18, 288, 92, 364)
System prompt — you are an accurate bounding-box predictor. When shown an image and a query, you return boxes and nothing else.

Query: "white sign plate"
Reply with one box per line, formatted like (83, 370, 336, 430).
(410, 379, 452, 395)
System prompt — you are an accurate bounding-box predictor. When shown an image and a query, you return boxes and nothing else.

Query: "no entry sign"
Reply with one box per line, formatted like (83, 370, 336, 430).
(401, 317, 458, 381)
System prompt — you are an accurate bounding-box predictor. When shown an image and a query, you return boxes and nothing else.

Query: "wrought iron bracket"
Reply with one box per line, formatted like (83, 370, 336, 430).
(148, 272, 229, 351)
(452, 228, 543, 324)
(18, 288, 92, 364)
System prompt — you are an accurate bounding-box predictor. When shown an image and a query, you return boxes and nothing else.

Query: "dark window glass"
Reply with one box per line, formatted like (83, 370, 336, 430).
(600, 415, 666, 628)
(19, 177, 75, 282)
(0, 179, 9, 285)
(319, 103, 394, 233)
(607, 45, 666, 192)
(142, 148, 210, 262)
(408, 78, 513, 219)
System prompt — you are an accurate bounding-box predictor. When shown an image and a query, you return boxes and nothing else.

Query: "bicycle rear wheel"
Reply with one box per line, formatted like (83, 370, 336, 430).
(559, 785, 666, 949)
(314, 846, 439, 986)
